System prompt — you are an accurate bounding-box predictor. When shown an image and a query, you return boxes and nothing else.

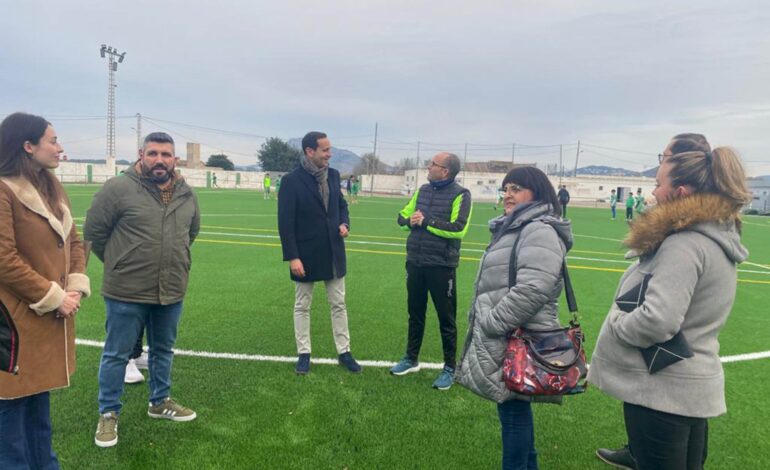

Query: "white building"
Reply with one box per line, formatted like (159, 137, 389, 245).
(748, 177, 770, 214)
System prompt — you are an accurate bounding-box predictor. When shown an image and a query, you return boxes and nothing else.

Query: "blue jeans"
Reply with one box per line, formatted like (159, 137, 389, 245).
(98, 298, 183, 414)
(611, 205, 617, 219)
(497, 399, 538, 470)
(0, 392, 60, 470)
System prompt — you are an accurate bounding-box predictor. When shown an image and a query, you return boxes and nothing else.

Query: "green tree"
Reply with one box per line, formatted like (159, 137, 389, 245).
(206, 154, 235, 171)
(257, 137, 302, 171)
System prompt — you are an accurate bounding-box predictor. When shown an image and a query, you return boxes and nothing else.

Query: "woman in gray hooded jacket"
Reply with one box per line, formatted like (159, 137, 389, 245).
(456, 167, 572, 470)
(588, 135, 751, 470)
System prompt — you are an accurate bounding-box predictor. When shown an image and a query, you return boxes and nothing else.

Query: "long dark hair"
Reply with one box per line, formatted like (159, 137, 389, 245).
(502, 166, 562, 217)
(0, 112, 66, 219)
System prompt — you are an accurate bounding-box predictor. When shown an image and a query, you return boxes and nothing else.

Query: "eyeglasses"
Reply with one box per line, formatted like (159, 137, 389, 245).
(428, 161, 448, 169)
(658, 153, 672, 164)
(503, 183, 525, 194)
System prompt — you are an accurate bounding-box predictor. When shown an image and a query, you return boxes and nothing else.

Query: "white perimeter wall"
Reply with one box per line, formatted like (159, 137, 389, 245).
(54, 162, 285, 190)
(55, 162, 664, 207)
(388, 169, 656, 205)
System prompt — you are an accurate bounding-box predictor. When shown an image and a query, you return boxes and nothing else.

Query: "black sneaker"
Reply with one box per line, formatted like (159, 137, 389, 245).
(295, 353, 310, 375)
(596, 445, 637, 470)
(338, 352, 362, 373)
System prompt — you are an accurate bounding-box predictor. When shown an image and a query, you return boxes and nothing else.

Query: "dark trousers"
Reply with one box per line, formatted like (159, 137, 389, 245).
(626, 207, 634, 220)
(624, 402, 708, 470)
(560, 202, 568, 216)
(0, 392, 60, 470)
(405, 262, 457, 368)
(497, 399, 538, 470)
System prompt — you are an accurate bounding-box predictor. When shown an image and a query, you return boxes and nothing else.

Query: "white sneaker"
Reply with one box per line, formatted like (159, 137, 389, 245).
(134, 352, 149, 370)
(124, 359, 145, 384)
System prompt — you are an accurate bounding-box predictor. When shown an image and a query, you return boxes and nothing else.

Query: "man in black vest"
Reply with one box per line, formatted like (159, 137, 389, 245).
(390, 152, 472, 390)
(277, 131, 361, 375)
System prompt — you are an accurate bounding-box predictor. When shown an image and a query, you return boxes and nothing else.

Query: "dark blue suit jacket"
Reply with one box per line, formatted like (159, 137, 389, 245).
(277, 166, 349, 282)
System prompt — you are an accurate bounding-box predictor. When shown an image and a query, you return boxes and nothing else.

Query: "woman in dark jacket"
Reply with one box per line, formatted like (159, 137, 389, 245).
(0, 112, 90, 469)
(456, 167, 572, 470)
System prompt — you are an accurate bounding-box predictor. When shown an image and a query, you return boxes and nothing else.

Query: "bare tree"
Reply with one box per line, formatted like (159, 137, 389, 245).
(354, 152, 387, 175)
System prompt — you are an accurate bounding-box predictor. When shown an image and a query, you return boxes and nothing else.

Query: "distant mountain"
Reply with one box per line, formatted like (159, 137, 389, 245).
(575, 165, 643, 177)
(287, 138, 362, 174)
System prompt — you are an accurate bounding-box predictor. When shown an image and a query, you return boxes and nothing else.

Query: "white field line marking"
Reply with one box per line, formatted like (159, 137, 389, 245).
(742, 221, 770, 228)
(74, 339, 444, 370)
(74, 338, 770, 367)
(573, 234, 625, 243)
(720, 351, 770, 363)
(196, 231, 770, 275)
(198, 231, 468, 252)
(569, 256, 633, 265)
(74, 225, 768, 275)
(743, 261, 770, 272)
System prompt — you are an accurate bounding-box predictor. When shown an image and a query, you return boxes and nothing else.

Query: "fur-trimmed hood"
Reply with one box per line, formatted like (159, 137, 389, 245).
(624, 193, 748, 263)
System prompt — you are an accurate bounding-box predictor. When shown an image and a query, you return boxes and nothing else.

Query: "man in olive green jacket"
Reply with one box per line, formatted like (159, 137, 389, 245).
(84, 132, 200, 448)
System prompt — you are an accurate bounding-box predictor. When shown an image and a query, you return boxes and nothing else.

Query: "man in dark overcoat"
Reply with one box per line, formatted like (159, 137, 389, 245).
(277, 131, 361, 375)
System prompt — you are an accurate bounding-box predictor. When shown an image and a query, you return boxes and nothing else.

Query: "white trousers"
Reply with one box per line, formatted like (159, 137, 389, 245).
(293, 277, 350, 355)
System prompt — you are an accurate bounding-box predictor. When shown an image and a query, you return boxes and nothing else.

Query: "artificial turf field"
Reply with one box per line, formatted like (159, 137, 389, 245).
(51, 184, 770, 469)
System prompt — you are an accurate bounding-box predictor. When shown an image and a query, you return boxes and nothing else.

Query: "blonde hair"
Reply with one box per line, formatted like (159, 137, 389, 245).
(666, 146, 751, 211)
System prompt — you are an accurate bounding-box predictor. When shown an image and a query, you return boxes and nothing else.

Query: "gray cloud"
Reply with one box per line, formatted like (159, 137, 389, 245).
(1, 0, 769, 174)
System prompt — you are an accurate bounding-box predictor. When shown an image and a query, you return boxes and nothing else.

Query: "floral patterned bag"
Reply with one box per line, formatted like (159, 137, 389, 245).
(501, 233, 587, 396)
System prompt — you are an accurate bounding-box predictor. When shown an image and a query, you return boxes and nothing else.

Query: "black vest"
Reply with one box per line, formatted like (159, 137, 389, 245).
(406, 181, 468, 268)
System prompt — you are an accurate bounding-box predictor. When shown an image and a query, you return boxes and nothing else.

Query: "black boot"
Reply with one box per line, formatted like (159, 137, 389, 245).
(596, 445, 637, 470)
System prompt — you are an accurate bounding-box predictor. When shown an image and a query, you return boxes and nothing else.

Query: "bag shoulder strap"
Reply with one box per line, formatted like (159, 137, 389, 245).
(507, 220, 532, 288)
(507, 221, 580, 320)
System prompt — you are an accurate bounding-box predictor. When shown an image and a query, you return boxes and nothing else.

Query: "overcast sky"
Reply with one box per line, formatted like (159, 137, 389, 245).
(2, 0, 769, 175)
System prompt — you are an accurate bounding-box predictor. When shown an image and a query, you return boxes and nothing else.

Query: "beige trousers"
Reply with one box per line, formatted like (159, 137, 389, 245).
(293, 277, 351, 355)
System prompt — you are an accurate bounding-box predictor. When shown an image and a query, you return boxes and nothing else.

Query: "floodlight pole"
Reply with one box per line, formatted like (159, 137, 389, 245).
(136, 113, 142, 155)
(370, 122, 378, 194)
(462, 143, 467, 182)
(573, 140, 581, 177)
(100, 44, 126, 175)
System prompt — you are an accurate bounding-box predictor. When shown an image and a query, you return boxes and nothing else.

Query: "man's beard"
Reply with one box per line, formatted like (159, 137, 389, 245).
(143, 162, 172, 183)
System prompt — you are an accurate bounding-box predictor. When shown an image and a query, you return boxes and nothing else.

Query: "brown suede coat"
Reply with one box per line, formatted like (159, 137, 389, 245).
(0, 176, 90, 399)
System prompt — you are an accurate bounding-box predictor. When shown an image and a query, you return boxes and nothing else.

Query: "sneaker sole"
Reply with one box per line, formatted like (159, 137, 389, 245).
(433, 383, 452, 391)
(94, 436, 118, 448)
(147, 411, 197, 422)
(595, 451, 635, 470)
(95, 436, 118, 448)
(390, 365, 420, 376)
(124, 375, 145, 384)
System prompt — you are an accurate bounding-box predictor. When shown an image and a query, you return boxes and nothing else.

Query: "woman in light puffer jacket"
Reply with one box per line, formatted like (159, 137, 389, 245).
(588, 134, 751, 470)
(456, 166, 572, 470)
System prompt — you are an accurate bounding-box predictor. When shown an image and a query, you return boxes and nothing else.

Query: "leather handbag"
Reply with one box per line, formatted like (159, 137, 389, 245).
(501, 229, 587, 396)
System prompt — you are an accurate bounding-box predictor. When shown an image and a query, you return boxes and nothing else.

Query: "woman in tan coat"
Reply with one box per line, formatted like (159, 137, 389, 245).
(0, 112, 90, 469)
